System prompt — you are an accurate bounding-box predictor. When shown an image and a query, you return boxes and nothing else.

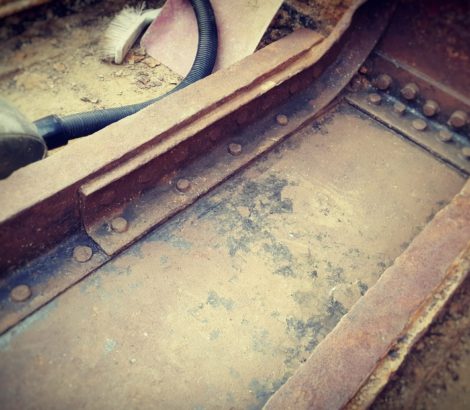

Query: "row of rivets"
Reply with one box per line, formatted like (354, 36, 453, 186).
(366, 90, 470, 159)
(98, 113, 290, 243)
(10, 243, 95, 303)
(368, 72, 469, 129)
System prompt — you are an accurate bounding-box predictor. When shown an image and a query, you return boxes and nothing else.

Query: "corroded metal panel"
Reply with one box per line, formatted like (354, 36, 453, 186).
(0, 105, 464, 409)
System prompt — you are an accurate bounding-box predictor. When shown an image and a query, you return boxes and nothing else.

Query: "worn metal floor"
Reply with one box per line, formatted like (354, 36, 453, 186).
(0, 103, 464, 409)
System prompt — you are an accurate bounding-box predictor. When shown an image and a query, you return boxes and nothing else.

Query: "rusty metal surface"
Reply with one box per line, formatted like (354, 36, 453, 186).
(265, 178, 470, 410)
(346, 90, 470, 175)
(0, 28, 323, 275)
(0, 103, 464, 409)
(0, 0, 386, 278)
(0, 0, 396, 334)
(347, 242, 470, 410)
(376, 0, 470, 105)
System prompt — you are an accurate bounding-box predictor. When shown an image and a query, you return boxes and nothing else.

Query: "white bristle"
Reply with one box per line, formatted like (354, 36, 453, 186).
(100, 4, 160, 64)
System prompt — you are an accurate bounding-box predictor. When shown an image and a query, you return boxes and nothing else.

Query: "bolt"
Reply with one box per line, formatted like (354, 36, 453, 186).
(448, 110, 468, 129)
(438, 129, 453, 143)
(73, 245, 93, 263)
(462, 147, 470, 160)
(10, 285, 31, 302)
(374, 74, 392, 90)
(228, 143, 242, 156)
(368, 93, 382, 105)
(276, 114, 289, 126)
(412, 119, 427, 131)
(111, 216, 128, 233)
(393, 101, 407, 115)
(176, 178, 191, 193)
(422, 100, 440, 117)
(400, 83, 419, 100)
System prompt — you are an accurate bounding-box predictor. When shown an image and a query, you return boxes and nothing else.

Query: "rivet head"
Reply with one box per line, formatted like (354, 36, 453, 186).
(393, 101, 406, 115)
(10, 285, 31, 302)
(374, 74, 392, 90)
(73, 245, 93, 263)
(368, 93, 382, 105)
(449, 110, 468, 129)
(111, 216, 128, 233)
(422, 100, 440, 117)
(412, 119, 427, 131)
(176, 178, 191, 193)
(400, 83, 419, 100)
(438, 129, 453, 142)
(228, 143, 242, 156)
(462, 147, 470, 160)
(276, 114, 289, 126)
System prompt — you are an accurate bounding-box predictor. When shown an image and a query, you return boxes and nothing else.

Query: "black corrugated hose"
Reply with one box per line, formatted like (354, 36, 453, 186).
(35, 0, 218, 148)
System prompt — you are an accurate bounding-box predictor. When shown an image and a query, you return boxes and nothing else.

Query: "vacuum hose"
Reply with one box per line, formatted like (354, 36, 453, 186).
(34, 0, 218, 148)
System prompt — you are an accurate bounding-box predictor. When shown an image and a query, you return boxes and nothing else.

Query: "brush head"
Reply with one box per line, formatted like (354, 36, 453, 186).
(101, 5, 160, 64)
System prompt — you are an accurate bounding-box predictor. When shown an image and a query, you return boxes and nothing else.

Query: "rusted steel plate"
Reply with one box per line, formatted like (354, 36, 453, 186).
(83, 0, 394, 257)
(376, 0, 470, 106)
(347, 91, 470, 175)
(0, 104, 464, 409)
(347, 242, 470, 409)
(0, 28, 324, 274)
(265, 179, 470, 410)
(0, 0, 397, 335)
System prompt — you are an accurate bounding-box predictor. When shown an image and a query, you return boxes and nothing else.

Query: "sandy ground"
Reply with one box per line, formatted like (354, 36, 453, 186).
(0, 0, 350, 122)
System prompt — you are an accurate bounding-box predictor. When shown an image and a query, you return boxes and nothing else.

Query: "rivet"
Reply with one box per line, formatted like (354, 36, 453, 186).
(374, 74, 392, 91)
(393, 101, 406, 115)
(400, 83, 419, 100)
(276, 114, 289, 126)
(462, 147, 470, 160)
(438, 129, 453, 143)
(368, 93, 382, 105)
(73, 245, 93, 263)
(359, 66, 368, 74)
(10, 284, 32, 302)
(412, 119, 427, 131)
(176, 178, 191, 193)
(449, 110, 468, 129)
(111, 216, 128, 233)
(422, 100, 439, 117)
(228, 143, 242, 156)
